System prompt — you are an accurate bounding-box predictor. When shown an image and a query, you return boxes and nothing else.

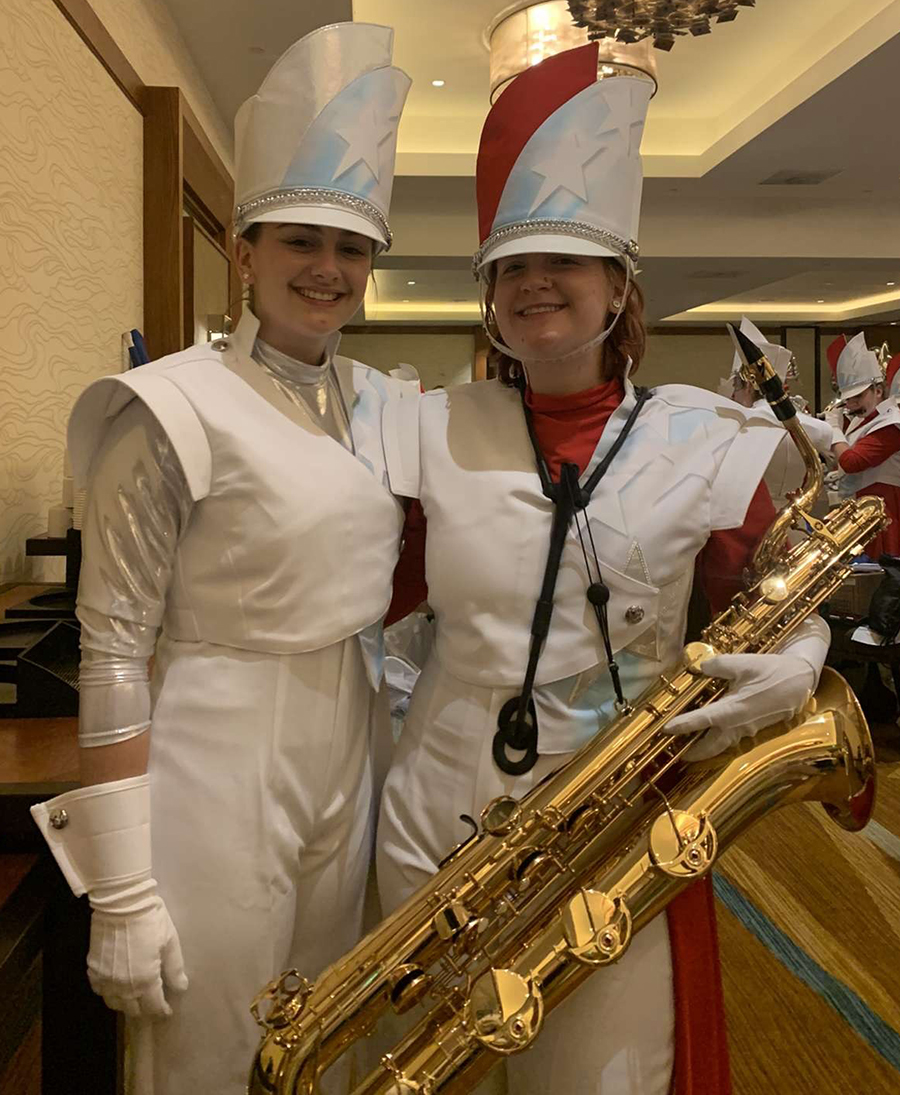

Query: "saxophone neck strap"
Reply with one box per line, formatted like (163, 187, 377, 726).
(493, 381, 652, 775)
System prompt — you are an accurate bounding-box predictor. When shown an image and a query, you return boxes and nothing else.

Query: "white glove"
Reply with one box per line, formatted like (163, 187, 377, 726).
(664, 616, 830, 761)
(31, 774, 187, 1018)
(823, 407, 844, 433)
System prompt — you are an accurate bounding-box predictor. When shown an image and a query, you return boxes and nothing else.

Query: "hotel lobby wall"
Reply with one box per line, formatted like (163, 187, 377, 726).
(340, 332, 475, 391)
(0, 0, 143, 583)
(0, 0, 232, 583)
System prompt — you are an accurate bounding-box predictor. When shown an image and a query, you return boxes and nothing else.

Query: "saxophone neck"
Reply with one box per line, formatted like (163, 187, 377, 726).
(727, 323, 824, 575)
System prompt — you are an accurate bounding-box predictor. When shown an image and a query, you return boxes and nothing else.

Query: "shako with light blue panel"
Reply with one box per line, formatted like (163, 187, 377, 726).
(474, 41, 652, 271)
(233, 21, 411, 250)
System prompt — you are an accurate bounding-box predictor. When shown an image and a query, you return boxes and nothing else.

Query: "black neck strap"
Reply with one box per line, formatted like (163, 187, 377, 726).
(493, 379, 651, 775)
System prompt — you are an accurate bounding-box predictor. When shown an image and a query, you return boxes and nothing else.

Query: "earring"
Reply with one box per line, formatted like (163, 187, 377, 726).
(611, 299, 622, 311)
(242, 272, 251, 283)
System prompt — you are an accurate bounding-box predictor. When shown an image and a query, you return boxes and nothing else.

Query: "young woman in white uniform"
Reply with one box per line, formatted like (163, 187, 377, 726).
(32, 23, 414, 1095)
(378, 45, 829, 1095)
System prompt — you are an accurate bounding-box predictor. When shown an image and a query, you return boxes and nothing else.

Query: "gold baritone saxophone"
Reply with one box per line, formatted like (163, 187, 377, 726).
(248, 326, 888, 1095)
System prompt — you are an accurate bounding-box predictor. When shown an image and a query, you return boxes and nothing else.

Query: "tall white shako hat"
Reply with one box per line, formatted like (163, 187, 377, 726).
(232, 23, 410, 253)
(728, 316, 794, 382)
(473, 42, 652, 275)
(835, 332, 882, 400)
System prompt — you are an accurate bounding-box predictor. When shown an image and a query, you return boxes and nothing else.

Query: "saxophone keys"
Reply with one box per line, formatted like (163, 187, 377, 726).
(759, 573, 790, 604)
(389, 964, 433, 1014)
(481, 795, 521, 835)
(433, 900, 472, 940)
(682, 641, 717, 675)
(249, 969, 310, 1030)
(561, 889, 632, 966)
(648, 810, 718, 878)
(468, 968, 543, 1054)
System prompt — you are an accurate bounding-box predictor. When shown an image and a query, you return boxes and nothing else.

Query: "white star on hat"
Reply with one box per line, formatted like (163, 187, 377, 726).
(333, 102, 399, 183)
(528, 129, 606, 214)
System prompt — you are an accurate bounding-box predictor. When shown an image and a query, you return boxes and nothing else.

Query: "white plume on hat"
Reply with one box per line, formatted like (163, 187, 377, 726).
(729, 316, 793, 380)
(835, 332, 882, 400)
(233, 23, 410, 251)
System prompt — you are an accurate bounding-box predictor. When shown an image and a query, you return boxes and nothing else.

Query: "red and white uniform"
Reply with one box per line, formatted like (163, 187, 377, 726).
(381, 376, 781, 1095)
(836, 400, 900, 557)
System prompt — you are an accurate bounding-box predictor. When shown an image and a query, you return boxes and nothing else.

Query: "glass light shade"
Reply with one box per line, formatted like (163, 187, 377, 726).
(487, 1, 658, 102)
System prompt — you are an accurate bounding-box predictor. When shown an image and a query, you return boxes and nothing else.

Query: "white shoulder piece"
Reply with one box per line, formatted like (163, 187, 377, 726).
(381, 374, 423, 499)
(710, 417, 785, 530)
(68, 351, 217, 502)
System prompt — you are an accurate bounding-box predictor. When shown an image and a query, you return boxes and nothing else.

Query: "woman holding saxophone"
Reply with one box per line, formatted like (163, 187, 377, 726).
(379, 44, 830, 1094)
(30, 24, 414, 1095)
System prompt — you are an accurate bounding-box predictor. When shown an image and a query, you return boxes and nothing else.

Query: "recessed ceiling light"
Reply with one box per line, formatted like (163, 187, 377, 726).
(402, 299, 410, 303)
(888, 282, 896, 286)
(816, 299, 825, 303)
(432, 79, 445, 87)
(407, 280, 416, 286)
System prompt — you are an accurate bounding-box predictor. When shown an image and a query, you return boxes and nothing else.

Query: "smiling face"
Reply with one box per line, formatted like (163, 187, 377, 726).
(491, 252, 616, 366)
(235, 222, 373, 363)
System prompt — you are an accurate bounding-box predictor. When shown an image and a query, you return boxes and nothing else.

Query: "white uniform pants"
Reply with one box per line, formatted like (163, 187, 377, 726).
(130, 635, 378, 1095)
(377, 656, 674, 1095)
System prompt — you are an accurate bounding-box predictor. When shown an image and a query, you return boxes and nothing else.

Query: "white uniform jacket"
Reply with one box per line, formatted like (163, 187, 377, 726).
(839, 398, 900, 497)
(69, 313, 408, 654)
(385, 377, 783, 754)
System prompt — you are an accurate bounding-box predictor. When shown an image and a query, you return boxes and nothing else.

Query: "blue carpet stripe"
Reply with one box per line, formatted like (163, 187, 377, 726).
(713, 871, 900, 1071)
(864, 820, 900, 865)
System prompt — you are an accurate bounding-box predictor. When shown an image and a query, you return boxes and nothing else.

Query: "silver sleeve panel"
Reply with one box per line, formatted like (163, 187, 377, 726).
(76, 399, 192, 748)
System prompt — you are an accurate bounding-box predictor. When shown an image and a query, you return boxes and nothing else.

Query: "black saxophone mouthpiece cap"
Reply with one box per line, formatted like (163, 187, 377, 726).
(727, 322, 765, 367)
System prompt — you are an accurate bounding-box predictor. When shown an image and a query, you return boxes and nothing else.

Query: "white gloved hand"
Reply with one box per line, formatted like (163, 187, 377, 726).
(31, 774, 188, 1018)
(664, 616, 830, 761)
(823, 406, 844, 433)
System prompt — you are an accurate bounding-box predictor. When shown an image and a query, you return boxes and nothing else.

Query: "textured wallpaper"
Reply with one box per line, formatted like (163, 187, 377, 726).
(0, 0, 143, 582)
(89, 0, 234, 171)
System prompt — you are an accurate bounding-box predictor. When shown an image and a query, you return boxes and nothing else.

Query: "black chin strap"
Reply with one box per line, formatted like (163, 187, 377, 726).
(492, 380, 652, 776)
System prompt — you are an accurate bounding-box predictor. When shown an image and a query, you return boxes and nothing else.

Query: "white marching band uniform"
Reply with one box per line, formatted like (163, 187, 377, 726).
(376, 49, 827, 1095)
(378, 380, 785, 1094)
(832, 333, 900, 498)
(32, 23, 414, 1095)
(723, 317, 843, 512)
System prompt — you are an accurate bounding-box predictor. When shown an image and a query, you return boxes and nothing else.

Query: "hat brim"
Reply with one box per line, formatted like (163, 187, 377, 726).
(478, 233, 623, 272)
(247, 205, 389, 252)
(840, 379, 879, 400)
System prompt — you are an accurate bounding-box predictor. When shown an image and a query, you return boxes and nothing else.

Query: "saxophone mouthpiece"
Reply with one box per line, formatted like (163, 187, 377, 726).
(727, 322, 764, 368)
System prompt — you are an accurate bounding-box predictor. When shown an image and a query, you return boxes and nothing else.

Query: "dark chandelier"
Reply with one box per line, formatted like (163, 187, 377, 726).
(566, 1, 756, 51)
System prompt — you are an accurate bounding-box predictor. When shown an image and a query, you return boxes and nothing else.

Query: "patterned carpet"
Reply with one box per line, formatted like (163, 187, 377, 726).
(717, 722, 900, 1094)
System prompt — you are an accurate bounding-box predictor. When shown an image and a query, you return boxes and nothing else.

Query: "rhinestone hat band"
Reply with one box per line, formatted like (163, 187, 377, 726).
(233, 187, 392, 249)
(473, 218, 639, 274)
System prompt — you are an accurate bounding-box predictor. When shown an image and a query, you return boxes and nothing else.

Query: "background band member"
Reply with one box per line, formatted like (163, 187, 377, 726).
(725, 316, 844, 512)
(828, 332, 900, 558)
(379, 44, 828, 1095)
(31, 24, 413, 1095)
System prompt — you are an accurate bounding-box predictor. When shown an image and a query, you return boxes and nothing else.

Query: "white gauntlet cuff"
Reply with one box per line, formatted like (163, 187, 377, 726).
(30, 774, 151, 898)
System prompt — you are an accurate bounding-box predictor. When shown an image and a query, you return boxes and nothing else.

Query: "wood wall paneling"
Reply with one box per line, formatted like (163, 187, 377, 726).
(50, 0, 142, 109)
(143, 86, 184, 360)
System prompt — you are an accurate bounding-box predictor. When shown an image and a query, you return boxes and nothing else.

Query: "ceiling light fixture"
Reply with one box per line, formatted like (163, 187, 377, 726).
(816, 299, 825, 303)
(432, 79, 446, 87)
(566, 0, 757, 51)
(407, 280, 416, 285)
(888, 281, 896, 286)
(486, 1, 659, 101)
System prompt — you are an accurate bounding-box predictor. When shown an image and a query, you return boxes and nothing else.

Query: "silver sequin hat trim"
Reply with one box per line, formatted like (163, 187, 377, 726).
(473, 218, 639, 273)
(234, 187, 392, 249)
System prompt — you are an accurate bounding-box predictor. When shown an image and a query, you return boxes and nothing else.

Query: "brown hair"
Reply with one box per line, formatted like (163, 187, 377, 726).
(485, 258, 647, 386)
